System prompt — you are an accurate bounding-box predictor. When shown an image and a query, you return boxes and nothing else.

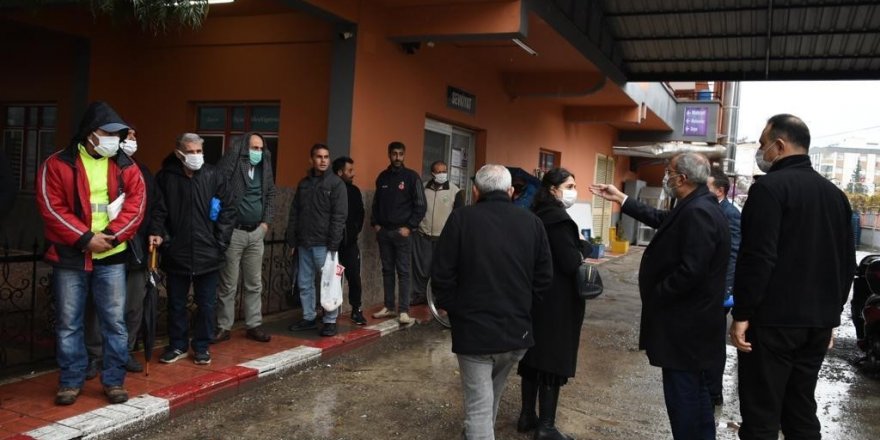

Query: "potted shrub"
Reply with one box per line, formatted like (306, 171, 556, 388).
(589, 236, 605, 259)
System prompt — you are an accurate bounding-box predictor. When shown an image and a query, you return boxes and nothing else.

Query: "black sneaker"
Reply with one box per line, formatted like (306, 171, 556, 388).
(85, 358, 100, 380)
(159, 348, 188, 364)
(193, 351, 211, 365)
(350, 309, 367, 326)
(288, 319, 317, 331)
(320, 323, 338, 337)
(125, 356, 144, 373)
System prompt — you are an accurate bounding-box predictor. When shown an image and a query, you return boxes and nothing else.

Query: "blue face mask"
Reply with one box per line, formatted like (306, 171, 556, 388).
(249, 149, 262, 165)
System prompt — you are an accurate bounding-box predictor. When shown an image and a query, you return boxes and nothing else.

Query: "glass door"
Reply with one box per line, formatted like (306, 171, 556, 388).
(424, 119, 475, 204)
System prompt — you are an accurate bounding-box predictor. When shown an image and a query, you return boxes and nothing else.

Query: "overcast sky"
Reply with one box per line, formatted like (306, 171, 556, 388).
(736, 80, 880, 147)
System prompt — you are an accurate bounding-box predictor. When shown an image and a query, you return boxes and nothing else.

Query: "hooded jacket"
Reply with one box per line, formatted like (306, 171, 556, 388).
(216, 132, 276, 225)
(36, 101, 146, 271)
(150, 153, 236, 275)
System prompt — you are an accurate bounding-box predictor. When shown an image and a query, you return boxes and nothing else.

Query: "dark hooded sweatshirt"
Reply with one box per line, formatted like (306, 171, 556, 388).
(216, 132, 276, 226)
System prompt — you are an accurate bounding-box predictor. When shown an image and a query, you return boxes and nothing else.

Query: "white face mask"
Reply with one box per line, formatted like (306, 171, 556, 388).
(121, 140, 137, 156)
(755, 144, 777, 173)
(559, 189, 577, 209)
(180, 152, 204, 171)
(433, 172, 448, 184)
(90, 134, 120, 157)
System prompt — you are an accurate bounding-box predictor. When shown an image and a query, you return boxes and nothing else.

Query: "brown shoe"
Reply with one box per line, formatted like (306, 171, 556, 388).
(55, 387, 81, 406)
(246, 326, 271, 342)
(103, 385, 129, 404)
(211, 329, 231, 344)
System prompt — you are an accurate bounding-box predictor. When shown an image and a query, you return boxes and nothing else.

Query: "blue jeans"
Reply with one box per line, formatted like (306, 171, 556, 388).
(457, 349, 527, 440)
(297, 246, 339, 323)
(54, 264, 128, 388)
(166, 272, 219, 354)
(662, 368, 715, 440)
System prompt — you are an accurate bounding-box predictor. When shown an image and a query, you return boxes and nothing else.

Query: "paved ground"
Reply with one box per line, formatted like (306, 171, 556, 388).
(128, 248, 880, 440)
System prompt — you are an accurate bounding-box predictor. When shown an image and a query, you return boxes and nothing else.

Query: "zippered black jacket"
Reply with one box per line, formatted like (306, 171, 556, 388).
(285, 169, 347, 251)
(431, 191, 553, 355)
(150, 154, 235, 275)
(732, 155, 855, 327)
(371, 165, 426, 230)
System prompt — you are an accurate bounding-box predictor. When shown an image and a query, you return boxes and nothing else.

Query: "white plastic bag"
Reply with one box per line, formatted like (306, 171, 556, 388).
(320, 251, 345, 311)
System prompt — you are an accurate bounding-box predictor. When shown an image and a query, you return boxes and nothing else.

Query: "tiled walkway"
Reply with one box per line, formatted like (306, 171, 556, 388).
(0, 304, 435, 440)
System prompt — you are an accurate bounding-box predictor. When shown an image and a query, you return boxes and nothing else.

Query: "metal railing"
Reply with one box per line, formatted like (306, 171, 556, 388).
(0, 231, 296, 380)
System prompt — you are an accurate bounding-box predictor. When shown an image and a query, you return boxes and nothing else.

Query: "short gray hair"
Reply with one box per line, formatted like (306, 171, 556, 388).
(474, 164, 511, 193)
(176, 133, 204, 150)
(673, 152, 710, 185)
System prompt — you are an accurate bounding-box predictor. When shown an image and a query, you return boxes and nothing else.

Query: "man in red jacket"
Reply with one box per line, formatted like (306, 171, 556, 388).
(36, 101, 145, 406)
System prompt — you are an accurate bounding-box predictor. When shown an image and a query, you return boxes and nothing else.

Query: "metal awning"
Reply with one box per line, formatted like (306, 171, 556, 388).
(535, 0, 880, 82)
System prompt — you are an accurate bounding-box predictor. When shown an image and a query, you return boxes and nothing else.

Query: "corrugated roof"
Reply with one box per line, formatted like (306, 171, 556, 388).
(543, 0, 880, 81)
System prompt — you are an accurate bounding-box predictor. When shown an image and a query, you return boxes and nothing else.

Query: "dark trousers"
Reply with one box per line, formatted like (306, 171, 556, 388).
(662, 368, 715, 440)
(377, 228, 412, 313)
(412, 232, 437, 299)
(708, 308, 731, 398)
(338, 241, 362, 309)
(166, 271, 219, 354)
(738, 326, 831, 440)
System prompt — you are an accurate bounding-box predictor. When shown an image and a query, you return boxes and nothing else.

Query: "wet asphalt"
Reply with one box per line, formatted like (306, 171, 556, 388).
(127, 248, 880, 440)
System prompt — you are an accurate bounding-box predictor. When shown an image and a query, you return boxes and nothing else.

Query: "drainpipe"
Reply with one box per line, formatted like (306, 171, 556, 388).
(720, 81, 740, 176)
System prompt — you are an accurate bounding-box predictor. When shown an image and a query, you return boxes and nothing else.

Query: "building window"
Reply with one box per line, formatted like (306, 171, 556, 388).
(196, 103, 280, 175)
(538, 149, 560, 174)
(2, 104, 56, 191)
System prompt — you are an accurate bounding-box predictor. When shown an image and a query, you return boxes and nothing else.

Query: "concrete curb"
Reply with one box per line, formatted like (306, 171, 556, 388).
(16, 321, 410, 440)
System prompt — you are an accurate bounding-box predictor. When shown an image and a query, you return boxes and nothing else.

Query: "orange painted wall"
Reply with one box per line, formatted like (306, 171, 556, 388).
(5, 9, 334, 188)
(5, 4, 641, 197)
(349, 9, 621, 198)
(0, 28, 80, 151)
(90, 13, 333, 187)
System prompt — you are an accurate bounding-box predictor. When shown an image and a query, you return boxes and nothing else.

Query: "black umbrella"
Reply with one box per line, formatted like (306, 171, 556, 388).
(142, 244, 160, 376)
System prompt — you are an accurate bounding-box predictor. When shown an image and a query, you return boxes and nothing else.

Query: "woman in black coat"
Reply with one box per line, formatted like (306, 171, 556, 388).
(517, 168, 590, 440)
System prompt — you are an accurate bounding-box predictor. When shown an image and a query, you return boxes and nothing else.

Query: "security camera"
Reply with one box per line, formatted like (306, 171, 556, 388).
(400, 42, 421, 55)
(339, 31, 354, 40)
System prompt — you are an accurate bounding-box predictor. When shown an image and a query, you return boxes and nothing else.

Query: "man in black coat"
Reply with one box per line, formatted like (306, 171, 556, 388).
(432, 164, 553, 439)
(149, 133, 235, 366)
(370, 141, 426, 325)
(591, 152, 729, 440)
(730, 114, 855, 440)
(285, 144, 347, 336)
(333, 156, 367, 325)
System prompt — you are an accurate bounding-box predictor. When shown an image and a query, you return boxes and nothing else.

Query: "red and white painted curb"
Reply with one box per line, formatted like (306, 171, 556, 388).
(15, 319, 413, 440)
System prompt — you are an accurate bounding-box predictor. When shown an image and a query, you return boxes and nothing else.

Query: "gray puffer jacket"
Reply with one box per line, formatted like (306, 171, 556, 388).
(285, 170, 347, 251)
